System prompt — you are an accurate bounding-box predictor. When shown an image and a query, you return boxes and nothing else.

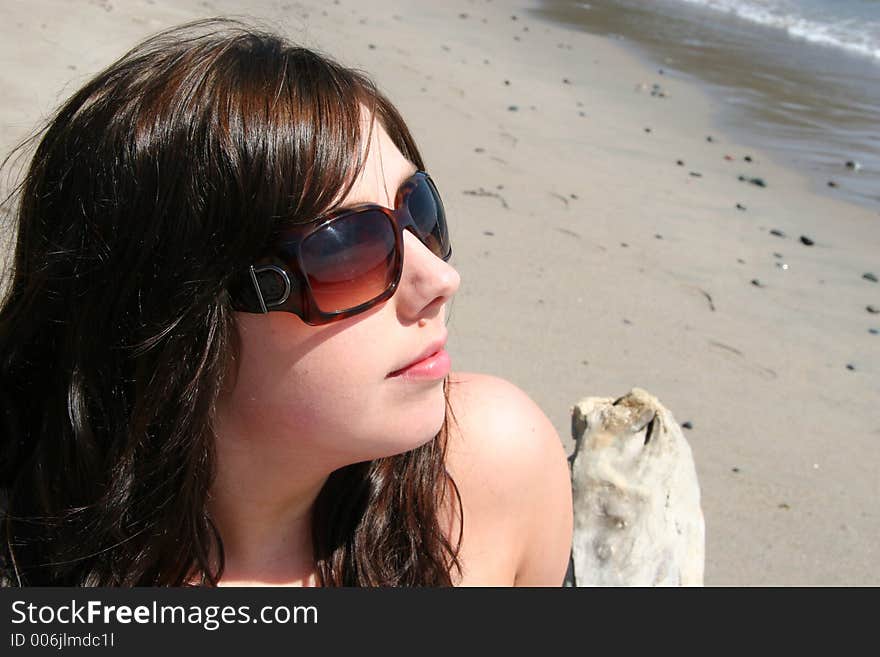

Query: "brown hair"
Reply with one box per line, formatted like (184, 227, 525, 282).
(0, 18, 462, 586)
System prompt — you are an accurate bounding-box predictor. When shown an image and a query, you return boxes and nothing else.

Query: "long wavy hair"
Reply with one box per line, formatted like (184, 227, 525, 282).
(0, 19, 462, 586)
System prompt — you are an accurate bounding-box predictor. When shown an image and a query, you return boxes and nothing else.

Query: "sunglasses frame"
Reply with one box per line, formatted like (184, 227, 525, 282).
(231, 171, 452, 326)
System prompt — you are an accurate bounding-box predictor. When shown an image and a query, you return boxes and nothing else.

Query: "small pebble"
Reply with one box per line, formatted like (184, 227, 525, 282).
(562, 77, 571, 84)
(778, 503, 791, 510)
(474, 147, 485, 153)
(507, 105, 519, 112)
(483, 230, 494, 236)
(744, 155, 753, 162)
(773, 252, 783, 258)
(770, 229, 786, 238)
(368, 43, 376, 49)
(504, 79, 510, 85)
(622, 318, 632, 325)
(732, 467, 740, 473)
(828, 180, 838, 188)
(570, 193, 579, 200)
(736, 203, 746, 211)
(676, 159, 685, 166)
(644, 127, 652, 133)
(846, 363, 856, 371)
(863, 272, 878, 283)
(658, 68, 665, 75)
(867, 305, 879, 314)
(737, 258, 746, 264)
(681, 421, 693, 430)
(749, 177, 767, 188)
(654, 233, 663, 239)
(845, 160, 861, 171)
(800, 236, 814, 246)
(868, 328, 879, 335)
(751, 279, 764, 288)
(620, 242, 629, 248)
(706, 136, 715, 143)
(689, 171, 702, 178)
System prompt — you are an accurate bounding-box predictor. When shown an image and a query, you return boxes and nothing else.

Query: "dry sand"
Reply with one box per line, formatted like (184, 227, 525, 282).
(1, 0, 877, 585)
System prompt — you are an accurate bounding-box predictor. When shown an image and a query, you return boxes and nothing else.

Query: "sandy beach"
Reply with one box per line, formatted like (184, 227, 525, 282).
(1, 0, 878, 586)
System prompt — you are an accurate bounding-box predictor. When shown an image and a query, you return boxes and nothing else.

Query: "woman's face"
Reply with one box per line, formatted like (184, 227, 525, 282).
(213, 117, 461, 471)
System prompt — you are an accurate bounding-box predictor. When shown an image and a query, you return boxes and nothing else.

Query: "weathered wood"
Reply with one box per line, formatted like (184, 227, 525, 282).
(566, 388, 705, 586)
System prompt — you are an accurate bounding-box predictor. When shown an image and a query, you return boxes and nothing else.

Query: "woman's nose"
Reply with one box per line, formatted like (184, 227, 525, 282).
(396, 230, 460, 321)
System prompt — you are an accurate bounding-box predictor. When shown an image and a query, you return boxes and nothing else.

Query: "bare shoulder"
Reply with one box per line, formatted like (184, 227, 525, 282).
(444, 371, 573, 586)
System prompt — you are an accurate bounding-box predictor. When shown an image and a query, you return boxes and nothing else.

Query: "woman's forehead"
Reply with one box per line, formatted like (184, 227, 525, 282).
(341, 114, 417, 208)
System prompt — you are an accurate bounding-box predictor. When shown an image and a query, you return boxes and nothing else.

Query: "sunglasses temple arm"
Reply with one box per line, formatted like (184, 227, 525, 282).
(248, 265, 269, 314)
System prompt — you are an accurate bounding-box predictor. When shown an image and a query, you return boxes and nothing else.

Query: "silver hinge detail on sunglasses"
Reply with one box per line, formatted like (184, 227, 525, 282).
(248, 265, 292, 313)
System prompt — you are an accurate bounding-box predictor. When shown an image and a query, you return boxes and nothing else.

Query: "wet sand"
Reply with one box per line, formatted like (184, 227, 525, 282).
(1, 0, 878, 585)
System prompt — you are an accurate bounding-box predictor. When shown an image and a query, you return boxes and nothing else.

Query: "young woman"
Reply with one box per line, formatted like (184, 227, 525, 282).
(0, 19, 572, 586)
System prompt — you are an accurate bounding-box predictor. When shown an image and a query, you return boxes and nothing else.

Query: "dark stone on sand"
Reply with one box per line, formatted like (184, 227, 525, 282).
(869, 328, 879, 335)
(751, 279, 764, 288)
(474, 147, 485, 153)
(622, 318, 632, 325)
(368, 44, 376, 49)
(737, 258, 746, 264)
(732, 467, 740, 473)
(682, 421, 693, 430)
(846, 364, 856, 371)
(689, 171, 702, 178)
(706, 136, 715, 143)
(773, 252, 783, 258)
(828, 180, 838, 188)
(620, 242, 629, 248)
(863, 272, 878, 283)
(866, 305, 879, 314)
(483, 230, 494, 236)
(846, 160, 861, 170)
(744, 155, 753, 162)
(800, 236, 815, 246)
(563, 78, 571, 84)
(459, 12, 468, 18)
(736, 203, 746, 211)
(655, 234, 663, 239)
(658, 68, 665, 75)
(504, 79, 510, 85)
(676, 160, 685, 166)
(749, 177, 766, 188)
(770, 229, 786, 238)
(570, 193, 579, 200)
(644, 127, 652, 133)
(578, 111, 586, 117)
(511, 14, 518, 20)
(507, 105, 519, 112)
(513, 36, 521, 41)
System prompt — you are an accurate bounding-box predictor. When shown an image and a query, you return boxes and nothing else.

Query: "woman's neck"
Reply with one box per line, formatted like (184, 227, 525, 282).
(207, 432, 332, 586)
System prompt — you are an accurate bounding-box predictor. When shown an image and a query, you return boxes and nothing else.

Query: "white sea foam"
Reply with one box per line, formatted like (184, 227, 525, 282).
(673, 0, 880, 60)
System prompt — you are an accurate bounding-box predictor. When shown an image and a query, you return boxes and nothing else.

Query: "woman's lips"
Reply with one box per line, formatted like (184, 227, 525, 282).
(387, 348, 451, 381)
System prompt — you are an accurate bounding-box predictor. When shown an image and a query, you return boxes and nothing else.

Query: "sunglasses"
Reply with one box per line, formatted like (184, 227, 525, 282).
(230, 171, 452, 325)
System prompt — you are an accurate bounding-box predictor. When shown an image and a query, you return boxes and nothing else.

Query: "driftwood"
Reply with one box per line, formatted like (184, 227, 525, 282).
(565, 388, 705, 586)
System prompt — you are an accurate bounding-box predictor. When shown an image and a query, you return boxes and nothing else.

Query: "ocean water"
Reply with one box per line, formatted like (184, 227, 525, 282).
(533, 0, 880, 209)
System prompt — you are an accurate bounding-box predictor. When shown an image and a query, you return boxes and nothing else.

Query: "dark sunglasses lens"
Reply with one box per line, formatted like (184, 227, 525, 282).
(300, 211, 397, 313)
(406, 177, 450, 259)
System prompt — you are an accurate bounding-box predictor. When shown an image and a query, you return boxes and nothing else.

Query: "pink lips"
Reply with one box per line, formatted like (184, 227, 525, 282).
(387, 335, 451, 381)
(387, 348, 451, 381)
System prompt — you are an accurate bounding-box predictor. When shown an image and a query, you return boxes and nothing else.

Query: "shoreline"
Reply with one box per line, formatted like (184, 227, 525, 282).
(1, 0, 878, 585)
(531, 0, 880, 213)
